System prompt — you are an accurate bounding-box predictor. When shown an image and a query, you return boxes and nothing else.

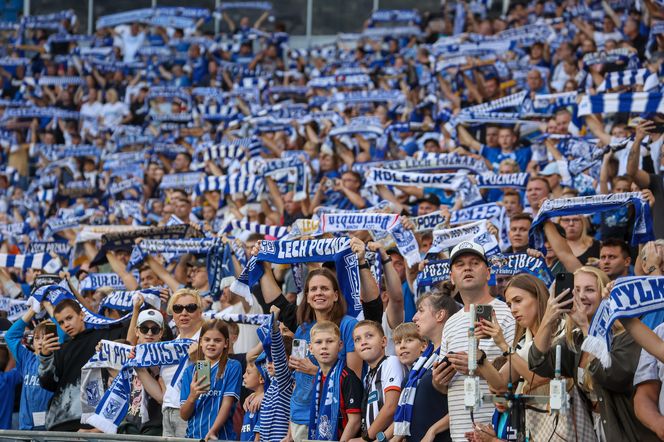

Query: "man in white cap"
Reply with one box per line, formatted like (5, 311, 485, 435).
(433, 241, 515, 442)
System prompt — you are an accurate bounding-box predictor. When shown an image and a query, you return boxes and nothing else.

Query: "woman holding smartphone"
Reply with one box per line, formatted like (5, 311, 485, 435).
(253, 251, 361, 442)
(474, 274, 587, 441)
(529, 266, 657, 442)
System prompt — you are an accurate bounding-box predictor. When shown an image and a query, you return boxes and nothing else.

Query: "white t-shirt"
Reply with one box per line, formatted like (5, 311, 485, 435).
(634, 322, 664, 414)
(115, 25, 146, 62)
(218, 295, 263, 354)
(80, 101, 103, 136)
(101, 101, 129, 129)
(161, 328, 201, 410)
(381, 311, 396, 356)
(441, 298, 515, 442)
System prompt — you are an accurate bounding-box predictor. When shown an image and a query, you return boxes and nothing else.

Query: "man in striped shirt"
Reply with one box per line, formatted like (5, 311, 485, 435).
(436, 241, 516, 442)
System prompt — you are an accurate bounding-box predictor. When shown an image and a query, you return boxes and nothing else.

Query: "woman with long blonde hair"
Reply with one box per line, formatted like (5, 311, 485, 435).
(529, 267, 657, 441)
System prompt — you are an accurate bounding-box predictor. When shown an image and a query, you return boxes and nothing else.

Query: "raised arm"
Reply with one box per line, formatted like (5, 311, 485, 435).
(543, 221, 582, 272)
(626, 120, 653, 189)
(106, 251, 139, 290)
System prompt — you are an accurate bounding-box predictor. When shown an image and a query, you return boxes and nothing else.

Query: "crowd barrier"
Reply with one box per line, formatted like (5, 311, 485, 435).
(0, 430, 208, 442)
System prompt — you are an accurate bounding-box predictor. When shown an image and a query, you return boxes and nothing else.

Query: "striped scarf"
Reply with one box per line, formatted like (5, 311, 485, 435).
(429, 220, 501, 256)
(582, 276, 664, 368)
(193, 173, 264, 199)
(127, 238, 217, 270)
(578, 92, 664, 116)
(227, 220, 289, 239)
(394, 343, 436, 436)
(530, 193, 654, 251)
(597, 68, 659, 92)
(0, 253, 58, 271)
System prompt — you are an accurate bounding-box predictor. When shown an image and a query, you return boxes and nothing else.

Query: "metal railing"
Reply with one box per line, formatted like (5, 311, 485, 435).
(0, 430, 212, 442)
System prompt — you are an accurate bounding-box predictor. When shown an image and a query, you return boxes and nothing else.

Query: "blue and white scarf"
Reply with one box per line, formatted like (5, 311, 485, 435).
(308, 357, 344, 441)
(158, 172, 205, 191)
(364, 168, 464, 190)
(529, 193, 654, 251)
(319, 213, 421, 267)
(393, 343, 436, 436)
(597, 68, 659, 92)
(127, 238, 217, 270)
(232, 237, 362, 317)
(582, 276, 664, 368)
(218, 2, 272, 11)
(0, 296, 29, 320)
(578, 92, 664, 116)
(429, 220, 501, 256)
(206, 241, 234, 301)
(0, 253, 58, 271)
(100, 289, 162, 312)
(87, 339, 194, 433)
(80, 273, 127, 292)
(193, 173, 264, 199)
(80, 340, 133, 422)
(476, 173, 530, 189)
(1, 106, 80, 121)
(369, 9, 420, 25)
(30, 285, 131, 329)
(227, 220, 289, 239)
(308, 74, 372, 89)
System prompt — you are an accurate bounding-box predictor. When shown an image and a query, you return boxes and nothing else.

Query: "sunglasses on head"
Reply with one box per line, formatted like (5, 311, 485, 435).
(139, 325, 161, 335)
(172, 303, 198, 314)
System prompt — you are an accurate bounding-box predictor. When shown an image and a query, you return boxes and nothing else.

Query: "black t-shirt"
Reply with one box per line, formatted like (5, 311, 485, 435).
(316, 367, 363, 439)
(649, 173, 664, 240)
(577, 239, 601, 265)
(407, 368, 451, 442)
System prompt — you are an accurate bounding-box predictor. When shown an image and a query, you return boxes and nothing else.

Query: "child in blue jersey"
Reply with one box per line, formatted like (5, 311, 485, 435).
(180, 320, 242, 441)
(4, 309, 53, 429)
(0, 344, 20, 429)
(240, 353, 265, 441)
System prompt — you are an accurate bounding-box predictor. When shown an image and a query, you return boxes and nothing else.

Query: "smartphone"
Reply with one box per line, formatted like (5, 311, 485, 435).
(292, 339, 307, 359)
(437, 351, 454, 365)
(555, 272, 575, 305)
(43, 322, 57, 337)
(475, 304, 493, 323)
(194, 360, 211, 390)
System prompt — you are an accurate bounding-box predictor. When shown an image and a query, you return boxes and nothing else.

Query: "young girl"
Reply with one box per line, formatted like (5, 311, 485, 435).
(180, 320, 242, 441)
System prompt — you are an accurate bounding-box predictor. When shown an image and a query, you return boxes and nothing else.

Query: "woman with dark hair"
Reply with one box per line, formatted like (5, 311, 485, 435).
(253, 254, 361, 442)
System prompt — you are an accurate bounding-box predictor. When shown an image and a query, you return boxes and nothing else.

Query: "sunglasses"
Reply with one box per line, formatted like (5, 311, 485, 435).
(172, 303, 198, 314)
(139, 325, 162, 335)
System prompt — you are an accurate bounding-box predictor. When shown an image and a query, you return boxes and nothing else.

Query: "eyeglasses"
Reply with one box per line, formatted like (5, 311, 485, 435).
(172, 303, 198, 314)
(139, 325, 161, 335)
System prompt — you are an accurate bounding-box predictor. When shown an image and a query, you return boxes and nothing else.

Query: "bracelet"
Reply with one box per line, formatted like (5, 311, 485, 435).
(358, 262, 370, 270)
(381, 256, 392, 265)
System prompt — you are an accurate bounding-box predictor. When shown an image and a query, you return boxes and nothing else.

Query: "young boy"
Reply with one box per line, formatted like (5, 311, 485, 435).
(392, 322, 428, 369)
(39, 299, 125, 431)
(240, 354, 266, 441)
(4, 309, 53, 429)
(308, 321, 362, 441)
(351, 320, 405, 442)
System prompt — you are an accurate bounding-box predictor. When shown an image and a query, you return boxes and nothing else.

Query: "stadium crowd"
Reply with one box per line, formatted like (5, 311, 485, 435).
(0, 0, 663, 441)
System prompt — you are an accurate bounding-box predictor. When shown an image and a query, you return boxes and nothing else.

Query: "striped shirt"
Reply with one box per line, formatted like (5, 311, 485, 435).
(180, 358, 242, 440)
(441, 298, 515, 442)
(259, 325, 293, 441)
(361, 355, 404, 434)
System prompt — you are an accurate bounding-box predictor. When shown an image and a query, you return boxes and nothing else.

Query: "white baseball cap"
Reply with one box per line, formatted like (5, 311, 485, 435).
(449, 241, 488, 265)
(137, 309, 164, 328)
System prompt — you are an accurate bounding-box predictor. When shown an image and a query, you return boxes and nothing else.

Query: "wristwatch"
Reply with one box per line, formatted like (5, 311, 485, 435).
(376, 432, 387, 442)
(477, 349, 487, 366)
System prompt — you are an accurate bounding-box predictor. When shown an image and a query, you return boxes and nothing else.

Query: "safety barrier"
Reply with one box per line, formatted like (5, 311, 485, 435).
(0, 430, 213, 442)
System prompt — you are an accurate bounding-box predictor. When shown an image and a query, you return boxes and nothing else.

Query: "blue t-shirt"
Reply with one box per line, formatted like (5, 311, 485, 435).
(5, 318, 53, 429)
(481, 145, 532, 173)
(290, 315, 358, 424)
(0, 368, 21, 429)
(240, 410, 260, 441)
(180, 358, 242, 440)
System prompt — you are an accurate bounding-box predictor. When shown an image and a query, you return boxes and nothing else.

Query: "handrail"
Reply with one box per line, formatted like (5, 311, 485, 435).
(0, 430, 209, 442)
